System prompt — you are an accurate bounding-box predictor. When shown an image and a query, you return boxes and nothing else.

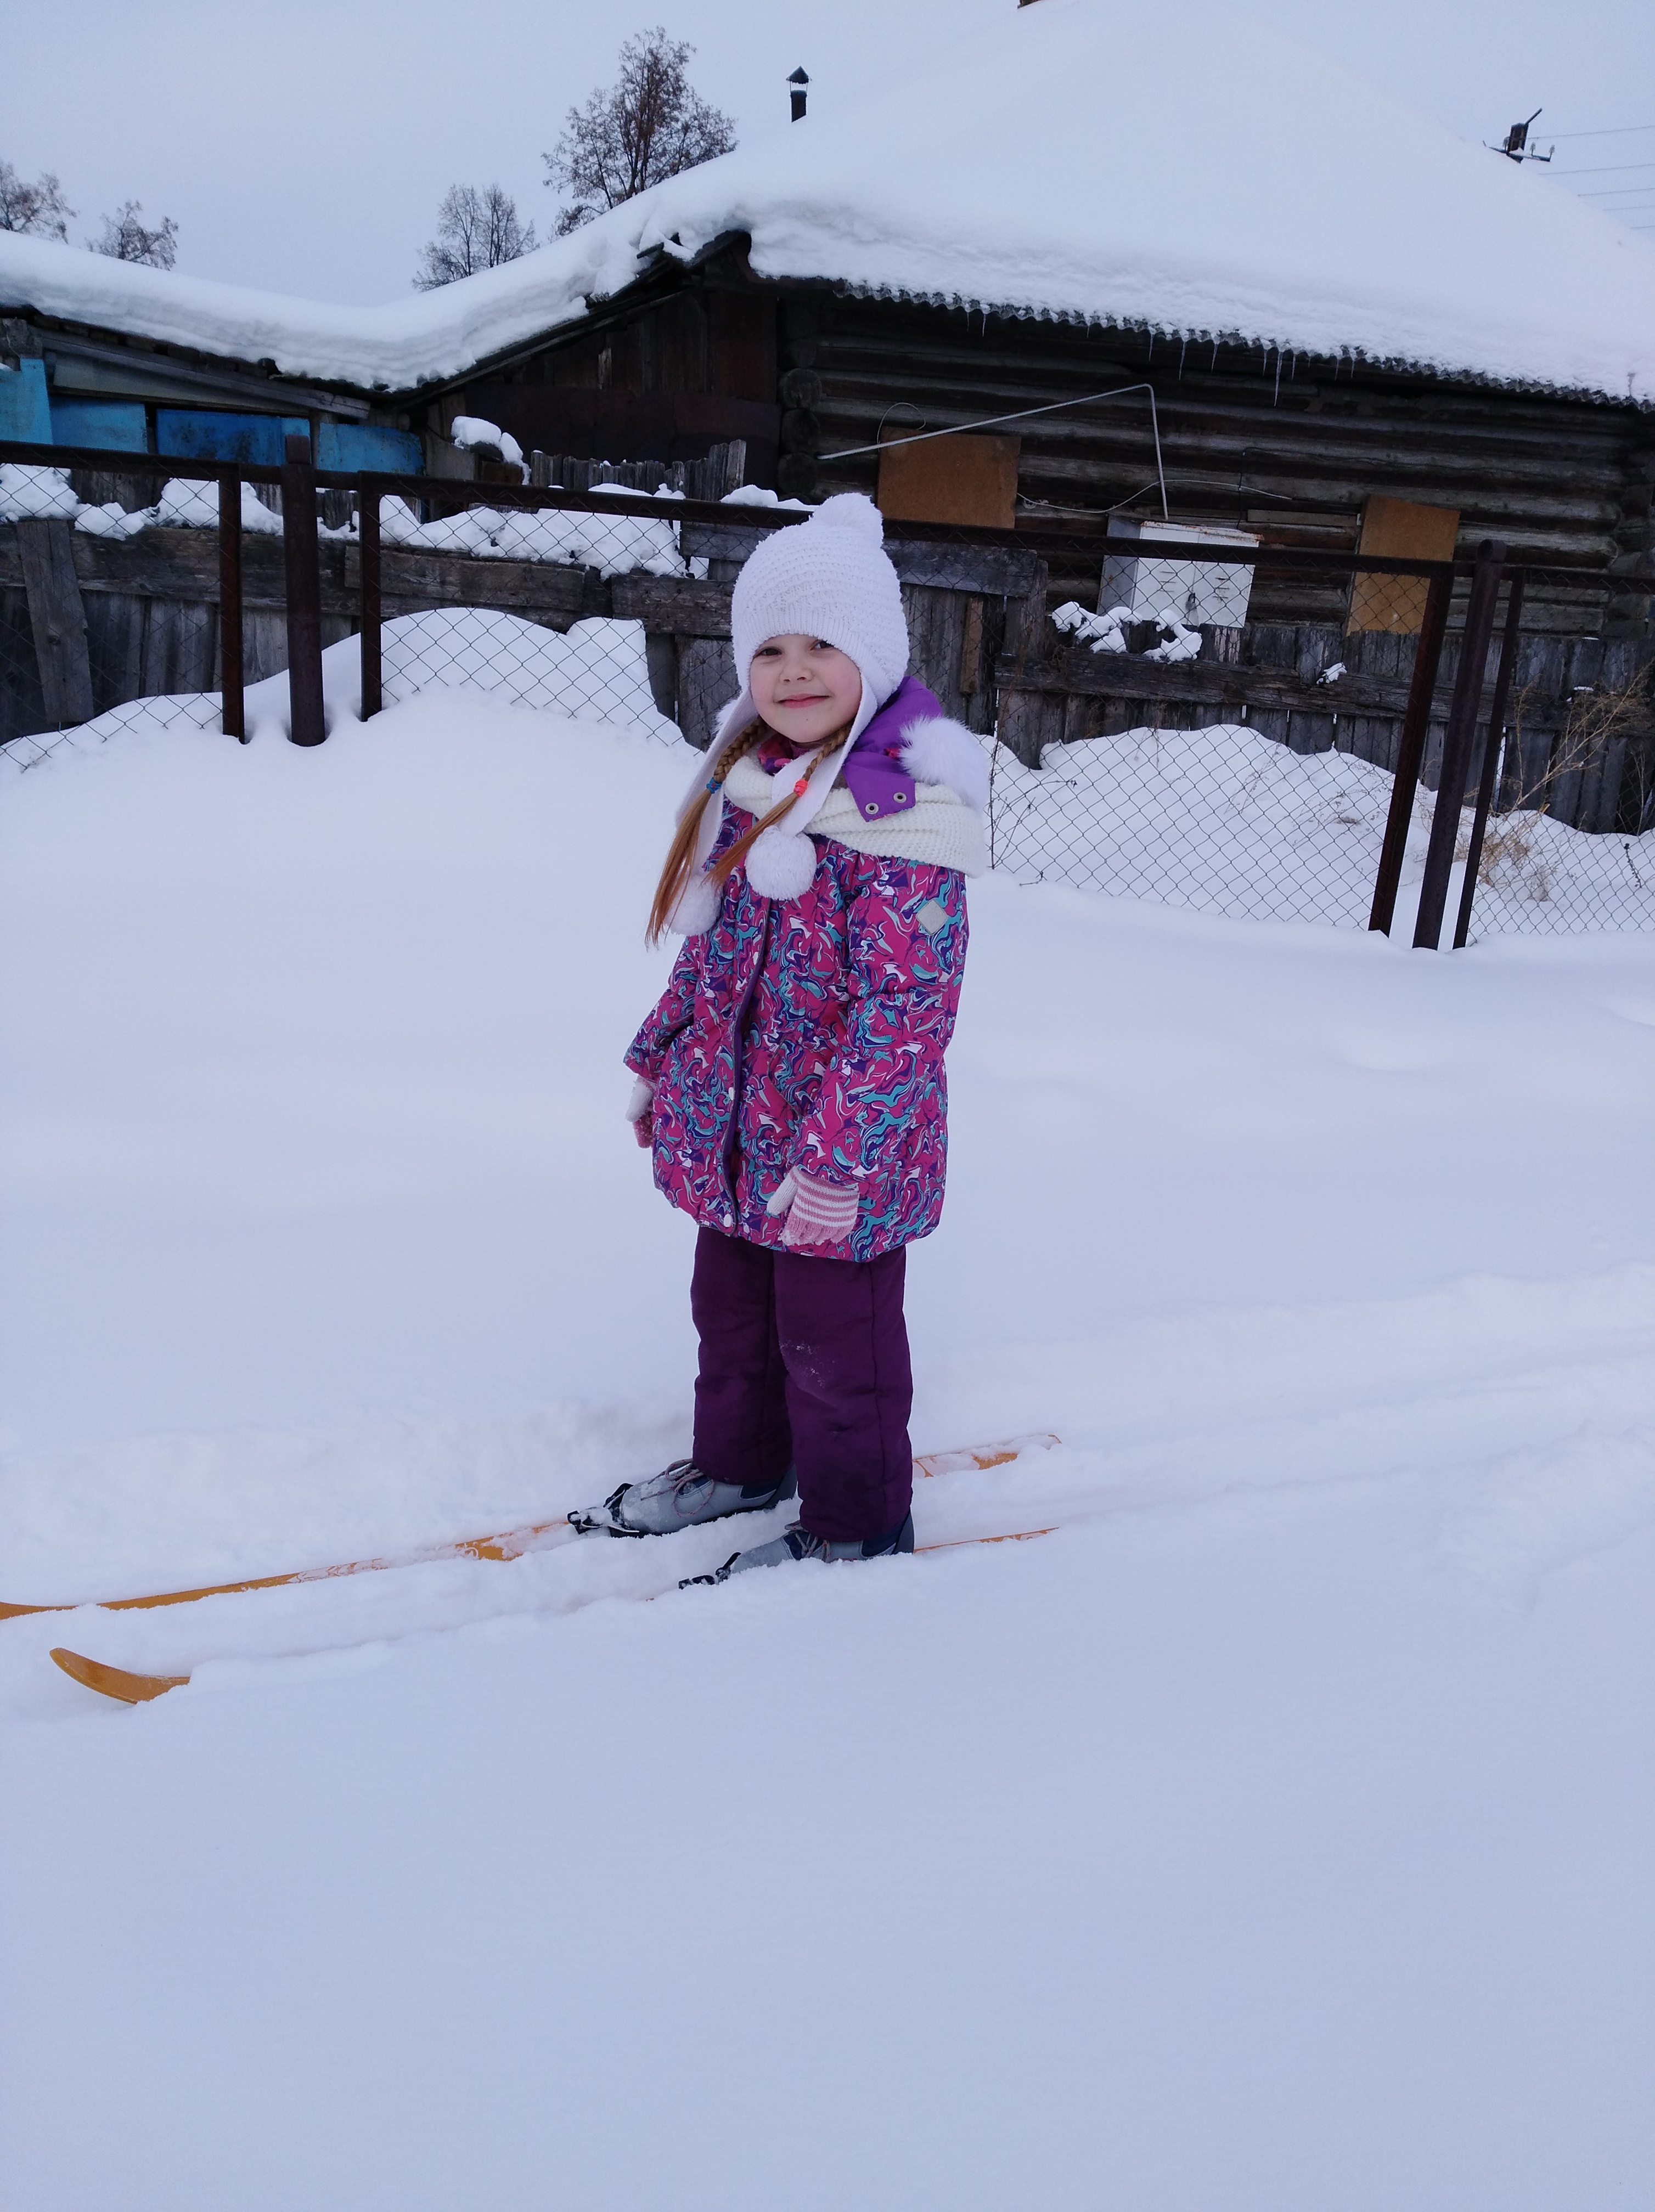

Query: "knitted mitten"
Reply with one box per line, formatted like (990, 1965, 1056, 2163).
(765, 1168, 859, 1248)
(624, 1076, 655, 1148)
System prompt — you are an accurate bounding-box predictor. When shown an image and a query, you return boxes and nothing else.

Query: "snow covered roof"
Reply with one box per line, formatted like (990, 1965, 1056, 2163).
(4, 0, 1654, 404)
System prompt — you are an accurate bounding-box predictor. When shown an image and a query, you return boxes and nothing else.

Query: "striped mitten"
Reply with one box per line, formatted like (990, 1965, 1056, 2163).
(766, 1169, 859, 1249)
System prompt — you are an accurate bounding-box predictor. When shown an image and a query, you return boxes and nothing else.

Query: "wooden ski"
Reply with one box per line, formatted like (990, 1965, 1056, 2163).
(5, 1435, 1059, 1624)
(50, 1647, 190, 1705)
(48, 1517, 1062, 1706)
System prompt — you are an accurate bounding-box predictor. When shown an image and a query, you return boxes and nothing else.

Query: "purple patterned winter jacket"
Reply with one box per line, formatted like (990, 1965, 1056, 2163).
(626, 715, 970, 1262)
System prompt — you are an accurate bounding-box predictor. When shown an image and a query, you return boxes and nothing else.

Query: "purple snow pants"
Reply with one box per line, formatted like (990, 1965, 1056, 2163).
(689, 1226, 914, 1545)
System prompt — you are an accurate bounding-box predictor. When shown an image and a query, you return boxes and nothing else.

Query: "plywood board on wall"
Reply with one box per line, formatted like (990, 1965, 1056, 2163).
(1348, 496, 1460, 634)
(877, 434, 1020, 529)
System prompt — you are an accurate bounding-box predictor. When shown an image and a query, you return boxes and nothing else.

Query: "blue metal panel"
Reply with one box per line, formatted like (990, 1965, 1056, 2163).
(0, 359, 52, 444)
(317, 422, 424, 474)
(155, 410, 309, 465)
(49, 399, 149, 453)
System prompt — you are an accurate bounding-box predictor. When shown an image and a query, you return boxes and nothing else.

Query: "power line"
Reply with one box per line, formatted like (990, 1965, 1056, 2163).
(1545, 122, 1655, 140)
(1553, 160, 1655, 177)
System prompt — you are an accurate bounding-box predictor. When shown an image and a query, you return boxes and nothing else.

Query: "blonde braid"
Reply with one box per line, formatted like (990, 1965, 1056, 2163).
(645, 720, 768, 946)
(645, 714, 852, 944)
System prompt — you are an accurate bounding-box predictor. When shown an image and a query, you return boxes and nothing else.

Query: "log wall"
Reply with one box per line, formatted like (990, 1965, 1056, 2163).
(489, 271, 1655, 639)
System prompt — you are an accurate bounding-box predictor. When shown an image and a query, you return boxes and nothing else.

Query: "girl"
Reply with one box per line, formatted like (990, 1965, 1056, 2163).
(570, 494, 989, 1580)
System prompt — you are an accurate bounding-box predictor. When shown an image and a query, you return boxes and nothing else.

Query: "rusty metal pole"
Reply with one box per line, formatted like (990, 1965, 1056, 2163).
(280, 433, 327, 746)
(1452, 569, 1527, 950)
(359, 477, 382, 720)
(1412, 540, 1507, 949)
(217, 469, 246, 742)
(1368, 567, 1453, 933)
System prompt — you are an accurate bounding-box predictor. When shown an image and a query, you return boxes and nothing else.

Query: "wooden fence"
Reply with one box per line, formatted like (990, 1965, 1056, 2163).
(996, 606, 1655, 833)
(4, 472, 1652, 836)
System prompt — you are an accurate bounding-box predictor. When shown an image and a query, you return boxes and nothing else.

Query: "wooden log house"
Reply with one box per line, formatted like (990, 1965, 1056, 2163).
(3, 0, 1654, 775)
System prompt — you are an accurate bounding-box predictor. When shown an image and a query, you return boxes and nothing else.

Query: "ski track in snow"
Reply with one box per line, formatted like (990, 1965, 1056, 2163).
(1, 692, 1652, 2210)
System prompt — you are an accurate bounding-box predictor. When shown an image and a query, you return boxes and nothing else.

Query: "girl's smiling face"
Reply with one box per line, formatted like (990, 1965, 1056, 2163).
(748, 635, 863, 751)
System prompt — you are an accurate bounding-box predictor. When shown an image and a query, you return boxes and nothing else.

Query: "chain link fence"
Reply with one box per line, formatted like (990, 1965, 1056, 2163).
(1447, 569, 1655, 936)
(989, 539, 1655, 942)
(4, 438, 1654, 940)
(990, 541, 1454, 932)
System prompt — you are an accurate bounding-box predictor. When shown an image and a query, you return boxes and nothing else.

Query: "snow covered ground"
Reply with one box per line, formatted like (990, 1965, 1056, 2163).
(989, 718, 1655, 934)
(2, 694, 1652, 2209)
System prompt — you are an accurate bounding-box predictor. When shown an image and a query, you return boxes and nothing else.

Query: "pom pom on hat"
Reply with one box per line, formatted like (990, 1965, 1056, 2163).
(730, 491, 909, 709)
(810, 490, 886, 545)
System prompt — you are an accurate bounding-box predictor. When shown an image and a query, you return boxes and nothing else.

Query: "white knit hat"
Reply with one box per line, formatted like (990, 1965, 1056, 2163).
(663, 494, 914, 929)
(730, 492, 910, 715)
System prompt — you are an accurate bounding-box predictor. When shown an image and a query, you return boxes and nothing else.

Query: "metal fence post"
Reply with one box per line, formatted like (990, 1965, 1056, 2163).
(280, 433, 326, 747)
(218, 469, 246, 742)
(1452, 570, 1527, 950)
(1368, 568, 1453, 933)
(359, 476, 382, 720)
(1412, 539, 1507, 949)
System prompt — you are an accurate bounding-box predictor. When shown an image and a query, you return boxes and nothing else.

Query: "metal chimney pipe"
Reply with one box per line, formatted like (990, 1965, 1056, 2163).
(789, 67, 809, 121)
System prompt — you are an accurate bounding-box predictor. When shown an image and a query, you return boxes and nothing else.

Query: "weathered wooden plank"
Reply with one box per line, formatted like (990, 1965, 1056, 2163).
(370, 547, 596, 624)
(887, 539, 1044, 596)
(243, 610, 290, 688)
(679, 521, 1043, 597)
(612, 573, 731, 637)
(995, 685, 1067, 767)
(992, 640, 1599, 732)
(140, 601, 218, 698)
(900, 583, 973, 723)
(1, 584, 50, 742)
(60, 529, 293, 608)
(645, 633, 678, 720)
(678, 636, 736, 751)
(83, 590, 148, 713)
(17, 518, 94, 728)
(9, 531, 611, 635)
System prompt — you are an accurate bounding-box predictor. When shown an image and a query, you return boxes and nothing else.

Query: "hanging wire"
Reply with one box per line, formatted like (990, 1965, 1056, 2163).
(1545, 122, 1655, 139)
(818, 382, 1170, 520)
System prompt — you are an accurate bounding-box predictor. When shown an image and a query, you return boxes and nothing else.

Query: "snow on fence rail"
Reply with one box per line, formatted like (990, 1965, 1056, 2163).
(2, 437, 1652, 945)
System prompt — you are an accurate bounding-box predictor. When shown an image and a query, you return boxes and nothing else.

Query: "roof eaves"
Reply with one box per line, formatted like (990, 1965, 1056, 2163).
(813, 274, 1655, 411)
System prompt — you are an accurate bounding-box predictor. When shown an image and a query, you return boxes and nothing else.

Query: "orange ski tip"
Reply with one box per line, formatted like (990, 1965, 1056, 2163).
(913, 1431, 1060, 1479)
(914, 1527, 1057, 1555)
(50, 1647, 191, 1705)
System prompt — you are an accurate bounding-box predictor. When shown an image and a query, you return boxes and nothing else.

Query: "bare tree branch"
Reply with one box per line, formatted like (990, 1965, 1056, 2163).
(89, 201, 178, 269)
(0, 162, 74, 241)
(414, 183, 537, 290)
(544, 27, 736, 233)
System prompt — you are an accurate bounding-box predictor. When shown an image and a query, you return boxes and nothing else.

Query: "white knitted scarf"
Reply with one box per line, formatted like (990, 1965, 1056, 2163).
(720, 744, 988, 879)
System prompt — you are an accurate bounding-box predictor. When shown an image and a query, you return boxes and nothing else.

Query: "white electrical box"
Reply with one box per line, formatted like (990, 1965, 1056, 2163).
(1099, 519, 1258, 629)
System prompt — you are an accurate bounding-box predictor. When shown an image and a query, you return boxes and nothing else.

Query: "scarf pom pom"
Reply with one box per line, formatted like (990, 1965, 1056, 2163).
(746, 826, 818, 900)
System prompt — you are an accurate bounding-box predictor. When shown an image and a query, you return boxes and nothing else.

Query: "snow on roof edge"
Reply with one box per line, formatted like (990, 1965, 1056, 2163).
(788, 275, 1655, 410)
(5, 0, 1655, 410)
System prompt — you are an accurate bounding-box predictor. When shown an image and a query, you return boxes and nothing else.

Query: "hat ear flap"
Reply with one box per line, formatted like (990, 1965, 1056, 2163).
(667, 871, 722, 935)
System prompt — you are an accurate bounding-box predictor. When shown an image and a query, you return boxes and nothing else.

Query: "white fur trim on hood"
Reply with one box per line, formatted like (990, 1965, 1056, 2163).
(897, 715, 991, 814)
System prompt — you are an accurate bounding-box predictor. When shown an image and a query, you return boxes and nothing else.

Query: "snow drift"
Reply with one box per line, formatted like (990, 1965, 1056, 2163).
(1, 692, 1652, 2209)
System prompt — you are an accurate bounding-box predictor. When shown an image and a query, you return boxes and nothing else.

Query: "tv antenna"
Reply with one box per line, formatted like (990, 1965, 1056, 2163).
(1492, 109, 1553, 162)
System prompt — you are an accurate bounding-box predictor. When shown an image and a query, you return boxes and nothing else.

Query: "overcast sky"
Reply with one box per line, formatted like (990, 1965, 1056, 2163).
(4, 0, 1653, 304)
